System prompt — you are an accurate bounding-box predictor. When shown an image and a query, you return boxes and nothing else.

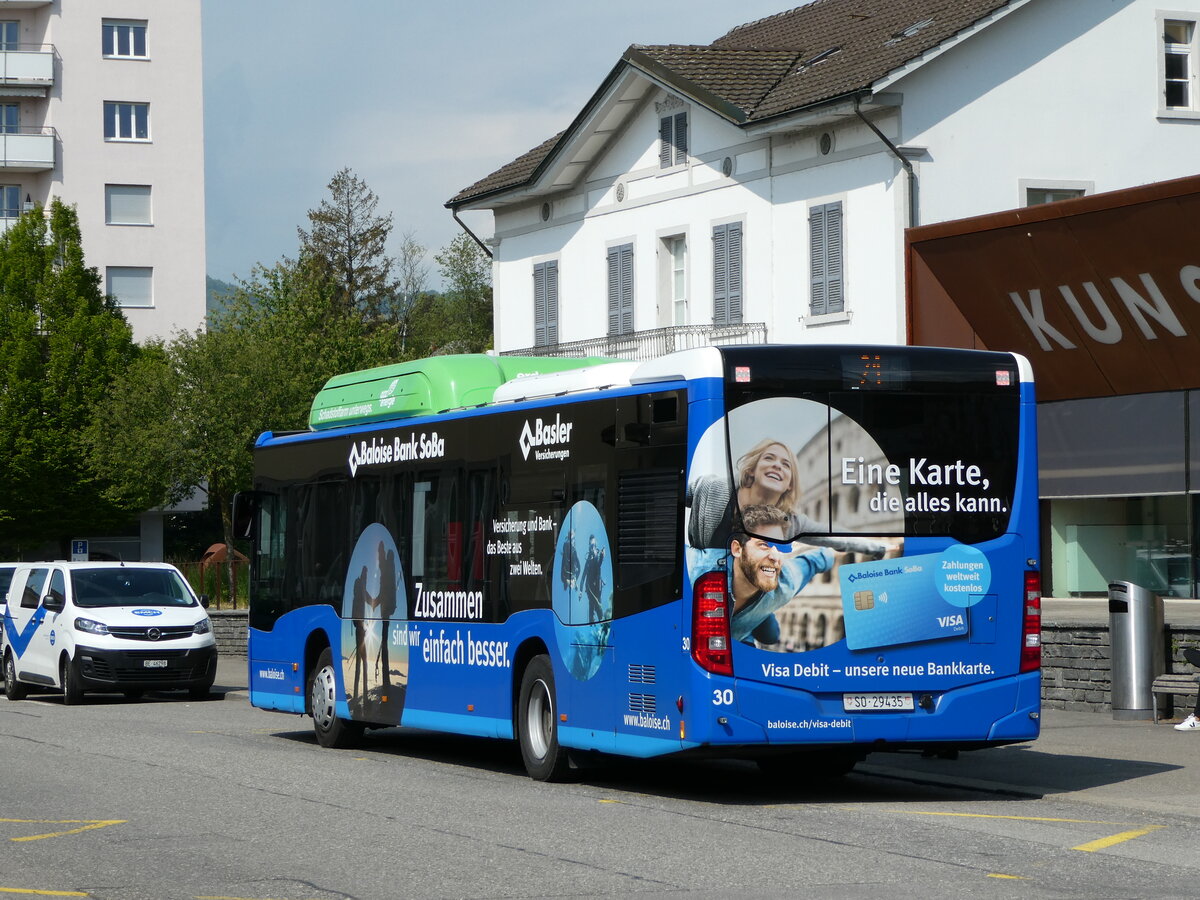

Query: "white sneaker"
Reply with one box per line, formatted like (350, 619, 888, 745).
(1174, 714, 1200, 731)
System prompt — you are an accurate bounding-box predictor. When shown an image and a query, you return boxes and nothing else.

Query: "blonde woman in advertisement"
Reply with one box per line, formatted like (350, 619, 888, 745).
(687, 436, 891, 646)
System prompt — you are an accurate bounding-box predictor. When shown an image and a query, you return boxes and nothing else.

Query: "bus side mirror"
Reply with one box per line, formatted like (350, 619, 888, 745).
(232, 491, 265, 541)
(199, 594, 210, 609)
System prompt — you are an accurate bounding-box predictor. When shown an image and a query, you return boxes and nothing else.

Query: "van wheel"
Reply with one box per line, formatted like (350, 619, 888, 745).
(517, 655, 570, 781)
(308, 647, 362, 749)
(4, 652, 27, 701)
(61, 655, 84, 705)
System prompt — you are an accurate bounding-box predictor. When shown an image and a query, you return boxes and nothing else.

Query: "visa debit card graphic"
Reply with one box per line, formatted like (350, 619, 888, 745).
(839, 553, 971, 651)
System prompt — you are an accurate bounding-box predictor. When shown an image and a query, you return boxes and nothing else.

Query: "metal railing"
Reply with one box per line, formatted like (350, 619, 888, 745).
(503, 322, 768, 360)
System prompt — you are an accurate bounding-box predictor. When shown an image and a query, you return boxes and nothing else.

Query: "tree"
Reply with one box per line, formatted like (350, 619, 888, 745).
(0, 201, 137, 555)
(87, 254, 399, 592)
(297, 167, 397, 319)
(425, 233, 493, 354)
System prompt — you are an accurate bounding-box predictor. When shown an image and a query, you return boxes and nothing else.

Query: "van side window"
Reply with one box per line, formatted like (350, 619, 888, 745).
(46, 570, 66, 607)
(21, 568, 49, 609)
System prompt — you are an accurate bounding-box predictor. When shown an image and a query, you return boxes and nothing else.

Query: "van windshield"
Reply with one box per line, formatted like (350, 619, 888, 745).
(70, 568, 196, 609)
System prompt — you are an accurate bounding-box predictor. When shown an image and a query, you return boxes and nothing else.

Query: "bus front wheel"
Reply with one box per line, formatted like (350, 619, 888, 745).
(308, 647, 363, 749)
(517, 655, 570, 781)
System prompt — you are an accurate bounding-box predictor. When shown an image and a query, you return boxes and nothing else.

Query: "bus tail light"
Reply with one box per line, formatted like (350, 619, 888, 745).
(1020, 570, 1042, 673)
(692, 571, 733, 676)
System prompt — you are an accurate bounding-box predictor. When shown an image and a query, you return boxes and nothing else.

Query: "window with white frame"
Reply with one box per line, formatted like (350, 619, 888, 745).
(533, 260, 558, 346)
(1161, 16, 1199, 113)
(659, 111, 688, 169)
(712, 222, 743, 325)
(104, 102, 149, 141)
(607, 243, 634, 336)
(809, 201, 844, 316)
(665, 236, 688, 326)
(102, 20, 147, 59)
(106, 266, 153, 308)
(0, 184, 19, 219)
(1026, 186, 1085, 205)
(105, 184, 152, 225)
(0, 21, 19, 51)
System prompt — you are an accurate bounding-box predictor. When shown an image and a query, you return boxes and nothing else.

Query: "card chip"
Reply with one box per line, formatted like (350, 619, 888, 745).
(854, 590, 875, 611)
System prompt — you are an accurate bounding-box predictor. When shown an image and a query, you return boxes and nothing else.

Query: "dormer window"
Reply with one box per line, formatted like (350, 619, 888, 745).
(659, 111, 687, 168)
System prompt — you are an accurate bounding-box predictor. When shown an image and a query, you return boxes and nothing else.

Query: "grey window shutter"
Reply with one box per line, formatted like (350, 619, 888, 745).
(659, 116, 674, 169)
(545, 261, 559, 344)
(619, 245, 634, 334)
(726, 222, 742, 324)
(674, 112, 688, 165)
(810, 202, 844, 315)
(607, 246, 620, 334)
(825, 204, 843, 313)
(608, 244, 634, 335)
(713, 225, 728, 324)
(533, 263, 547, 345)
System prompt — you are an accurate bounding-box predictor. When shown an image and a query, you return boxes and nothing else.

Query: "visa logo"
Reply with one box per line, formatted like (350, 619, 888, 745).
(937, 614, 965, 628)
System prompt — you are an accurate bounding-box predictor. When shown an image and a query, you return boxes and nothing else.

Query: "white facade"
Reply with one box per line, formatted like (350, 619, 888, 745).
(1, 0, 206, 341)
(473, 0, 1200, 355)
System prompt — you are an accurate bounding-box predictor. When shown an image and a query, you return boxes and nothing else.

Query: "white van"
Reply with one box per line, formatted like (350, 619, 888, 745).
(1, 561, 217, 703)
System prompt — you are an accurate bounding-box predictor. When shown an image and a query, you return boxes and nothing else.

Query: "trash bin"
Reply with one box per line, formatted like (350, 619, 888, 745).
(1108, 581, 1165, 720)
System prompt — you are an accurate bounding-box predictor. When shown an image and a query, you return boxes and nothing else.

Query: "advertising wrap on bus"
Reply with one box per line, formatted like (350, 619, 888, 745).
(243, 345, 1040, 780)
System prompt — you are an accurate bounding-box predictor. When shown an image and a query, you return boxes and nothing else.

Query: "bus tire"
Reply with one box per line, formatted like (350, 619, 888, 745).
(517, 655, 570, 782)
(308, 647, 362, 749)
(4, 651, 27, 701)
(61, 655, 84, 705)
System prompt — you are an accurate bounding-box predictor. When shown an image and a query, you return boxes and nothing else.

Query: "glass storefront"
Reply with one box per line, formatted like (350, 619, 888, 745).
(1039, 392, 1200, 598)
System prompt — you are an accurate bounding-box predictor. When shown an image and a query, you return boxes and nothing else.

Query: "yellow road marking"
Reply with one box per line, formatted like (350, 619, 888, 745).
(888, 810, 1128, 824)
(1073, 826, 1165, 852)
(987, 874, 1025, 880)
(885, 810, 1167, 853)
(0, 819, 126, 842)
(0, 887, 88, 896)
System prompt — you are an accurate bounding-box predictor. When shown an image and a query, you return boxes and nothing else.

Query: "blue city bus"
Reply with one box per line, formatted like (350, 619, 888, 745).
(239, 345, 1040, 780)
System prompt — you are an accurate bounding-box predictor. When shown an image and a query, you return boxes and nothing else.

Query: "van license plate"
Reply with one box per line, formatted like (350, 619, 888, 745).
(143, 659, 168, 668)
(843, 692, 913, 712)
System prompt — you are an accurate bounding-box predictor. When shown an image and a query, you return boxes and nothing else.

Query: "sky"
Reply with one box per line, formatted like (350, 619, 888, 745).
(201, 1, 790, 287)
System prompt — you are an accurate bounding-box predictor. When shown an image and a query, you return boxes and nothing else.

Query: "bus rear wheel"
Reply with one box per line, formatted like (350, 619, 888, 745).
(517, 655, 570, 781)
(308, 647, 362, 749)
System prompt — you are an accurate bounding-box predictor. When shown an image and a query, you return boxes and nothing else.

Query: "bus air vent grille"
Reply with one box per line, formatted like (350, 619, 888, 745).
(628, 693, 657, 714)
(628, 663, 656, 684)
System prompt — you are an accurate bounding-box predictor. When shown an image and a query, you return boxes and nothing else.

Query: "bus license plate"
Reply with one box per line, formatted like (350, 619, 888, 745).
(843, 692, 913, 712)
(143, 659, 168, 668)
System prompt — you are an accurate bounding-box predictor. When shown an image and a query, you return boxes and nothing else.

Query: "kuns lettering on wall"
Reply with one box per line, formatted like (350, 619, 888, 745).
(684, 393, 1006, 698)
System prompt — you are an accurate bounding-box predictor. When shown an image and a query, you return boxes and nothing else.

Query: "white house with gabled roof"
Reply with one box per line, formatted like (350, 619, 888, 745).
(447, 0, 1200, 358)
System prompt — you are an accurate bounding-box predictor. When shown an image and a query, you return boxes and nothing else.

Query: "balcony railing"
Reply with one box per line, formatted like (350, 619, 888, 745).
(503, 322, 768, 361)
(0, 126, 54, 170)
(0, 45, 52, 85)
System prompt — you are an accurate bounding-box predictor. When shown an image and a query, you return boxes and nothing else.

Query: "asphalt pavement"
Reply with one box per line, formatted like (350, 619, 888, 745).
(213, 652, 1200, 819)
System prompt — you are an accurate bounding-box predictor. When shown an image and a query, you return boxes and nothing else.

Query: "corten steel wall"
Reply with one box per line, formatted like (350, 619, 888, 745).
(905, 174, 1200, 403)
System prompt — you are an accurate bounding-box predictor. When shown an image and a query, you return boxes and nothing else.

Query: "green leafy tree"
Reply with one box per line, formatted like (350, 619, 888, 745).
(0, 201, 137, 556)
(87, 254, 399, 592)
(297, 167, 398, 320)
(411, 233, 492, 355)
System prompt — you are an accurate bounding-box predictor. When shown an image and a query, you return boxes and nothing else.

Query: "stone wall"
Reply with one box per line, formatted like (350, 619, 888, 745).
(1042, 622, 1200, 715)
(207, 609, 1200, 715)
(210, 609, 248, 659)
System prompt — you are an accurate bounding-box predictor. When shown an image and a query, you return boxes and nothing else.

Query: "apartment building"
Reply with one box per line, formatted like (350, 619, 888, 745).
(1, 0, 205, 341)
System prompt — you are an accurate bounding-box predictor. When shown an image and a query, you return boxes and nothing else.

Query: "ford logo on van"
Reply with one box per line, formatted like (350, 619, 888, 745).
(132, 609, 163, 616)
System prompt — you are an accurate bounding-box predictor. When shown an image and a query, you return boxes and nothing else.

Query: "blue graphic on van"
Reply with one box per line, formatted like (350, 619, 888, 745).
(133, 609, 163, 617)
(1, 606, 45, 657)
